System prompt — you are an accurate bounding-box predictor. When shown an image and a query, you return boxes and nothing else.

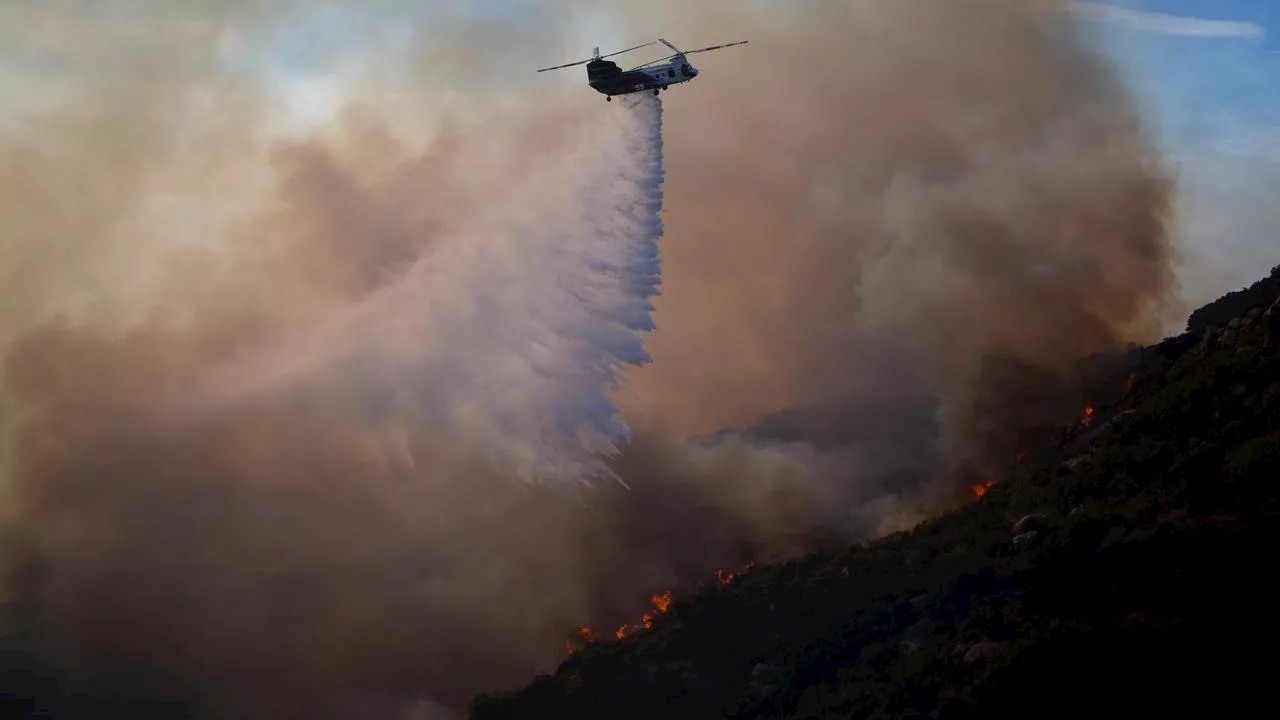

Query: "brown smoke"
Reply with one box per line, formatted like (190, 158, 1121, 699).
(0, 321, 824, 718)
(623, 0, 1177, 437)
(0, 0, 1176, 717)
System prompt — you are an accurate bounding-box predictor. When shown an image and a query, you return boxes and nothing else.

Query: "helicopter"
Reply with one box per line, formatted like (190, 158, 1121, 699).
(536, 38, 748, 101)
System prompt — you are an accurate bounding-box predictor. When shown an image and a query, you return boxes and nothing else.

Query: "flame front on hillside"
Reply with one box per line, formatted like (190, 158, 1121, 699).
(716, 561, 754, 586)
(565, 566, 754, 656)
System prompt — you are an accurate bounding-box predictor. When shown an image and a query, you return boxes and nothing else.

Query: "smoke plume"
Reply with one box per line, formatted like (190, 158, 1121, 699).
(0, 0, 1177, 717)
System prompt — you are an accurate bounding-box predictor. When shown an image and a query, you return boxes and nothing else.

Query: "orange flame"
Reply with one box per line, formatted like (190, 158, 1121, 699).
(972, 479, 997, 497)
(1125, 373, 1138, 395)
(568, 564, 758, 654)
(1081, 404, 1095, 427)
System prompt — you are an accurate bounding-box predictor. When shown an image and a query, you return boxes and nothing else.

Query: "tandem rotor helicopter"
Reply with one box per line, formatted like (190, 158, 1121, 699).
(536, 38, 748, 101)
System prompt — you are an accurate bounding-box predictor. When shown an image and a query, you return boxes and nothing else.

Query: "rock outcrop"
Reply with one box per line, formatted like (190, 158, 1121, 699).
(1186, 265, 1280, 333)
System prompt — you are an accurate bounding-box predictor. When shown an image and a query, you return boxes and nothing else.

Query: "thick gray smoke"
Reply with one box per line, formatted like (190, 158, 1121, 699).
(0, 1, 1178, 717)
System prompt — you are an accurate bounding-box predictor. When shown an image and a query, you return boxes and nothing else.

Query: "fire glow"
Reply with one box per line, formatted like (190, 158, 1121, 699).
(972, 479, 997, 498)
(1081, 404, 1095, 427)
(566, 590, 672, 656)
(716, 561, 754, 586)
(565, 565, 754, 656)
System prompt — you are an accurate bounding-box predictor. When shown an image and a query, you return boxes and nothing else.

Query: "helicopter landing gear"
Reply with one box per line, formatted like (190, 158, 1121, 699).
(606, 96, 612, 102)
(653, 89, 660, 96)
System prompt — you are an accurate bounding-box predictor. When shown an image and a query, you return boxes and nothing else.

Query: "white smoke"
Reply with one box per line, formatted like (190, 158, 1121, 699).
(197, 93, 666, 484)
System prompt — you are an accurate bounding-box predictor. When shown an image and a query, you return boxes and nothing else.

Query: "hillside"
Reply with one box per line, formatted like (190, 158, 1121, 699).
(470, 266, 1280, 720)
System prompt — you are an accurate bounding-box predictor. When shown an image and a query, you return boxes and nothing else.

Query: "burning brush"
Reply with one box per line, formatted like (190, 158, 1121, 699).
(971, 479, 998, 498)
(565, 564, 755, 655)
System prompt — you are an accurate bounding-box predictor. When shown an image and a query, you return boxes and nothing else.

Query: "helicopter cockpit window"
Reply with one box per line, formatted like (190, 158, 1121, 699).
(681, 63, 693, 75)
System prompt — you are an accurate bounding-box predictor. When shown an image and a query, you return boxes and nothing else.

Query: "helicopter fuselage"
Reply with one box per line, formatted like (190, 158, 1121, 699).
(586, 57, 698, 97)
(535, 38, 745, 99)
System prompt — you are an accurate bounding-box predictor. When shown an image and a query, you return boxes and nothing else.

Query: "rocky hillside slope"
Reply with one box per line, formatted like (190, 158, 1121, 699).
(470, 266, 1280, 720)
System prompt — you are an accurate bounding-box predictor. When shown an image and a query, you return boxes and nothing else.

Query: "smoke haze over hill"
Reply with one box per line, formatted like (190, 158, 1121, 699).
(0, 1, 1178, 717)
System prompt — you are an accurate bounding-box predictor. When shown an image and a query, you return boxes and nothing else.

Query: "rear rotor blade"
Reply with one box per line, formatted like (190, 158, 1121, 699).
(537, 58, 591, 72)
(601, 41, 658, 59)
(683, 40, 749, 54)
(536, 41, 658, 72)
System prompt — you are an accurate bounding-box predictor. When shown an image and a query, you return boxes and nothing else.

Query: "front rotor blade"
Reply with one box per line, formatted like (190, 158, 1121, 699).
(628, 52, 680, 71)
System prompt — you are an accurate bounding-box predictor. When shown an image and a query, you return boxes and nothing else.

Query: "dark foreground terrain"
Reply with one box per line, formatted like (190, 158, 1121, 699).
(471, 267, 1280, 720)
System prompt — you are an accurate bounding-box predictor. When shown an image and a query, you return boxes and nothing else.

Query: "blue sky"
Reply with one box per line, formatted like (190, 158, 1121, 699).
(1074, 1, 1278, 160)
(1071, 1, 1280, 309)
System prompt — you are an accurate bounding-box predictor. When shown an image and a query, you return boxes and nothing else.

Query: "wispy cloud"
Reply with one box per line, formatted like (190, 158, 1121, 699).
(1215, 125, 1280, 163)
(1071, 2, 1267, 39)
